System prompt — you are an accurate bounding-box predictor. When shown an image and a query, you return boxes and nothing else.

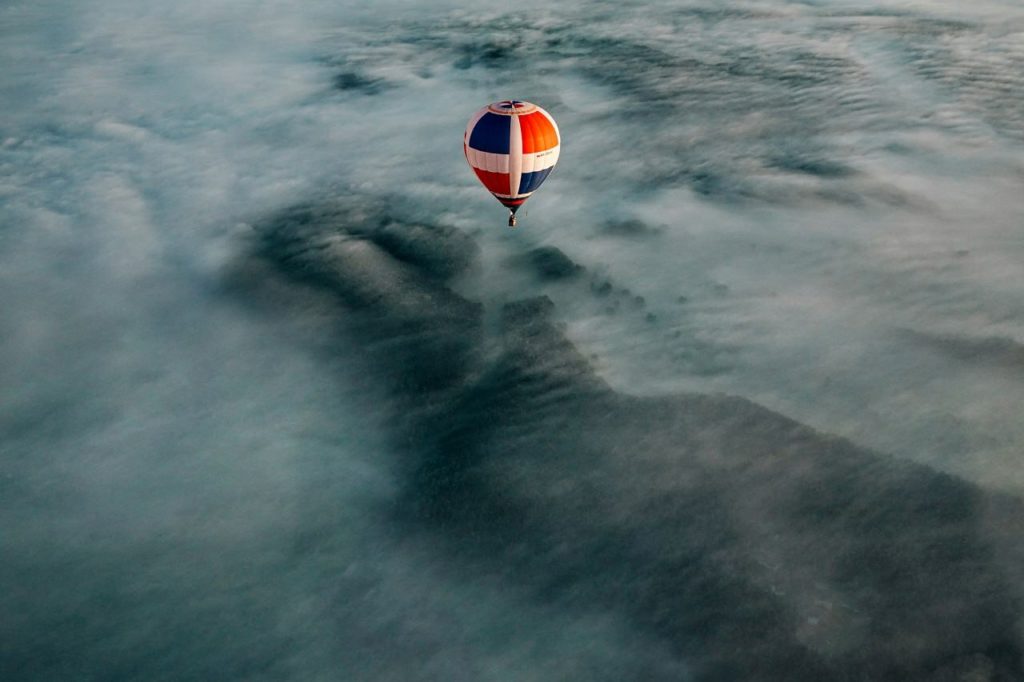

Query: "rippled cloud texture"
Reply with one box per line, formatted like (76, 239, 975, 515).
(2, 0, 1024, 680)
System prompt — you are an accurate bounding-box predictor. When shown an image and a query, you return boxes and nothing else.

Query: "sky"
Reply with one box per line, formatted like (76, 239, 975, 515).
(2, 0, 1024, 679)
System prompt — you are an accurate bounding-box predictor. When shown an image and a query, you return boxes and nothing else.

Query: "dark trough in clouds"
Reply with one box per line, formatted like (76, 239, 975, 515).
(249, 195, 1024, 680)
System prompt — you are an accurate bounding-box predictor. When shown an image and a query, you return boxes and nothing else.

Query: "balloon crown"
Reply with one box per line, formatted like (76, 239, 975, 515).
(488, 100, 538, 114)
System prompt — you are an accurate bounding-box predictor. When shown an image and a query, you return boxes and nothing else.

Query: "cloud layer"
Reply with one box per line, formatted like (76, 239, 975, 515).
(3, 0, 1024, 679)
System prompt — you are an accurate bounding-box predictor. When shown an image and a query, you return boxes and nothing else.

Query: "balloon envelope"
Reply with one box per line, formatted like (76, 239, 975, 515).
(464, 100, 560, 214)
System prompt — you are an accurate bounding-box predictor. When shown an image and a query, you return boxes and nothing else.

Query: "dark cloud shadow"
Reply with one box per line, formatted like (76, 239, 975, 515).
(249, 194, 1024, 681)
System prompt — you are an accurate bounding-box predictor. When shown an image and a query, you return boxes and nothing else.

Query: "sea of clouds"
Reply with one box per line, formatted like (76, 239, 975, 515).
(3, 0, 1024, 679)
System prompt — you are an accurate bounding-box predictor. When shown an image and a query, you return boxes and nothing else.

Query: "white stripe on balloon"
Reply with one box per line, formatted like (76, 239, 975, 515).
(509, 113, 523, 198)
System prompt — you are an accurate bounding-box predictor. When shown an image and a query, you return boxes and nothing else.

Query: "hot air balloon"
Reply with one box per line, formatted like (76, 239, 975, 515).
(464, 100, 560, 227)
